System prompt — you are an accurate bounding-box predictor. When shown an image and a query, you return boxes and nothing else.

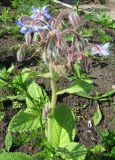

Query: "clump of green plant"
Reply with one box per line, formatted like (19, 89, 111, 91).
(80, 10, 114, 43)
(95, 28, 112, 43)
(0, 6, 21, 37)
(12, 0, 52, 17)
(0, 5, 90, 160)
(85, 11, 115, 29)
(86, 130, 115, 160)
(0, 7, 14, 24)
(0, 3, 113, 160)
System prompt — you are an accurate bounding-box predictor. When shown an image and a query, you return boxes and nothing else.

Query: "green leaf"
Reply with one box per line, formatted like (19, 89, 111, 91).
(57, 79, 94, 98)
(26, 81, 48, 110)
(111, 22, 115, 29)
(64, 34, 73, 43)
(92, 105, 102, 126)
(57, 142, 87, 160)
(8, 109, 40, 132)
(20, 68, 38, 82)
(73, 63, 82, 78)
(47, 104, 75, 147)
(99, 90, 115, 99)
(0, 148, 5, 154)
(90, 144, 105, 153)
(5, 132, 12, 152)
(37, 73, 51, 78)
(0, 152, 32, 160)
(0, 77, 8, 87)
(7, 64, 15, 74)
(13, 68, 36, 87)
(0, 112, 5, 121)
(27, 81, 46, 101)
(20, 68, 31, 82)
(110, 147, 115, 157)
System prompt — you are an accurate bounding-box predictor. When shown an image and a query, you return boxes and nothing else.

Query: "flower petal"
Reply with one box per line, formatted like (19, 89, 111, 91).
(29, 13, 37, 19)
(16, 20, 24, 27)
(42, 25, 49, 30)
(102, 43, 109, 50)
(101, 50, 109, 56)
(91, 46, 100, 55)
(42, 5, 48, 13)
(33, 26, 41, 32)
(20, 27, 29, 34)
(43, 13, 52, 20)
(32, 6, 39, 12)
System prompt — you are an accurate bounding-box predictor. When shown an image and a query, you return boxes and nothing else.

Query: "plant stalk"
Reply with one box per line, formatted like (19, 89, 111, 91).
(49, 60, 57, 117)
(48, 58, 57, 144)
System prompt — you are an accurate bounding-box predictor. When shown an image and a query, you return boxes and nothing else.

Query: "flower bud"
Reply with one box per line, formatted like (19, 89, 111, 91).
(25, 31, 33, 45)
(76, 38, 88, 52)
(69, 12, 80, 27)
(42, 104, 50, 120)
(17, 44, 26, 62)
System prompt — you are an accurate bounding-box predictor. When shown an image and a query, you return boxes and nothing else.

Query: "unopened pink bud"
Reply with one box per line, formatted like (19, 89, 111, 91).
(17, 44, 26, 62)
(25, 32, 33, 45)
(69, 12, 80, 27)
(42, 105, 50, 120)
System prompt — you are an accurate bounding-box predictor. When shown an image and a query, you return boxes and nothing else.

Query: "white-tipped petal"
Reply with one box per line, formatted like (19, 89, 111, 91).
(102, 43, 109, 50)
(42, 5, 48, 13)
(29, 13, 37, 19)
(32, 6, 39, 13)
(101, 50, 109, 56)
(20, 27, 28, 34)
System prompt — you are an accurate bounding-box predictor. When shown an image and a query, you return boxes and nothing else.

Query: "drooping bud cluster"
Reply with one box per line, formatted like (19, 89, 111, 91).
(17, 43, 27, 62)
(16, 4, 89, 71)
(69, 11, 80, 27)
(16, 5, 52, 61)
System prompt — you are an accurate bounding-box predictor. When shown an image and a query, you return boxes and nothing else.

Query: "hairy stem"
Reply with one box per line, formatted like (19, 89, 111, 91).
(39, 110, 44, 140)
(48, 58, 57, 144)
(49, 60, 57, 117)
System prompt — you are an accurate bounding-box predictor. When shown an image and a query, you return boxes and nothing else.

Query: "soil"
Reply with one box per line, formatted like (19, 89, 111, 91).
(0, 35, 20, 60)
(0, 2, 115, 157)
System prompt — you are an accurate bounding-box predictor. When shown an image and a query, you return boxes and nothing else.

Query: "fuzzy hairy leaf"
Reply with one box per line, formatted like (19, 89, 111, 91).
(47, 104, 75, 147)
(92, 105, 102, 126)
(57, 79, 94, 98)
(8, 109, 40, 132)
(5, 132, 12, 152)
(57, 142, 87, 160)
(12, 68, 37, 89)
(26, 81, 48, 110)
(0, 152, 32, 160)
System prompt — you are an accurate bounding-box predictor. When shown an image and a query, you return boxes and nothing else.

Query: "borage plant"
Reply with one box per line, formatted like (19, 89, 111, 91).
(0, 5, 96, 160)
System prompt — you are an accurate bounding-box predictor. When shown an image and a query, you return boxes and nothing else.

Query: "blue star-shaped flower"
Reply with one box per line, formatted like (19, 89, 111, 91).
(16, 19, 49, 34)
(30, 5, 52, 20)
